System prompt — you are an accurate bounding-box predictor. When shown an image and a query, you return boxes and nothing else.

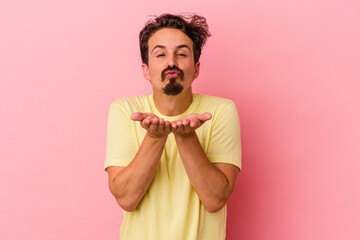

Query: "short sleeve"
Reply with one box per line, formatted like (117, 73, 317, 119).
(104, 103, 137, 170)
(207, 102, 242, 170)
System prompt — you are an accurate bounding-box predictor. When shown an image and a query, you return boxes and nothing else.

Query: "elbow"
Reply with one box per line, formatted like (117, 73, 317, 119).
(203, 198, 227, 213)
(115, 197, 138, 212)
(109, 182, 139, 212)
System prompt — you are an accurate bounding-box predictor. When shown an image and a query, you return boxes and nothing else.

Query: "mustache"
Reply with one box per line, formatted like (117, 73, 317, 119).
(161, 66, 184, 81)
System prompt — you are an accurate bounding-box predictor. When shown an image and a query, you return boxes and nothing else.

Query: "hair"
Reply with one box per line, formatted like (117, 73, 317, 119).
(139, 13, 211, 65)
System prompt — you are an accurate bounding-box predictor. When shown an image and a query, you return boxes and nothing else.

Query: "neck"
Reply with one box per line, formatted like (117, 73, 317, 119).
(153, 88, 193, 116)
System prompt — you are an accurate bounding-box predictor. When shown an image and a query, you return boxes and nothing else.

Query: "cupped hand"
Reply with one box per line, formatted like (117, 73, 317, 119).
(170, 112, 212, 137)
(131, 112, 171, 138)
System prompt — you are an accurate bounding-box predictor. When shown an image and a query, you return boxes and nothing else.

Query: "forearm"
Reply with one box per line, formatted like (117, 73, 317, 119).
(175, 133, 233, 212)
(110, 133, 167, 211)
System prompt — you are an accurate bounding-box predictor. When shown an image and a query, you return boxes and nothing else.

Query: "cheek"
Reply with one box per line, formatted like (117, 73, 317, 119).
(153, 64, 166, 72)
(149, 67, 164, 80)
(183, 66, 196, 76)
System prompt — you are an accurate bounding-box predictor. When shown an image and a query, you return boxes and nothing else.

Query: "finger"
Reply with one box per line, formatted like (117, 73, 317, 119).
(176, 120, 185, 133)
(164, 121, 171, 133)
(141, 116, 152, 129)
(190, 119, 198, 128)
(143, 116, 152, 125)
(182, 119, 190, 126)
(131, 112, 156, 121)
(148, 117, 159, 132)
(199, 112, 212, 122)
(176, 120, 183, 127)
(157, 118, 165, 134)
(171, 121, 178, 129)
(159, 118, 164, 125)
(131, 112, 145, 121)
(181, 119, 190, 132)
(183, 122, 192, 132)
(141, 121, 150, 130)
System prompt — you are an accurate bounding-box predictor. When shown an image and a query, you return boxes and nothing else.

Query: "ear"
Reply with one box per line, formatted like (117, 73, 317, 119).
(142, 63, 151, 81)
(193, 61, 200, 80)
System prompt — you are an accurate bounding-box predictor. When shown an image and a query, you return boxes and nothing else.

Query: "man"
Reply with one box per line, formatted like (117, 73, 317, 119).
(105, 13, 242, 240)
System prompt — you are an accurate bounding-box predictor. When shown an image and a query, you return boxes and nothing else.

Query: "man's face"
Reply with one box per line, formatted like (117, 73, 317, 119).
(142, 28, 200, 96)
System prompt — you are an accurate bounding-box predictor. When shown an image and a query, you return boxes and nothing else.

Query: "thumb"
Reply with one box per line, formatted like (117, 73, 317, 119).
(131, 112, 146, 121)
(199, 112, 212, 121)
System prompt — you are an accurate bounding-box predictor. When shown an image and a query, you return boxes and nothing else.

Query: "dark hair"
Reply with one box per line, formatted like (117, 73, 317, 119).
(139, 13, 211, 65)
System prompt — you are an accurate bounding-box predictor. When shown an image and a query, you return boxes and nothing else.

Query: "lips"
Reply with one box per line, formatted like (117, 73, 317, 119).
(165, 70, 180, 78)
(161, 67, 184, 82)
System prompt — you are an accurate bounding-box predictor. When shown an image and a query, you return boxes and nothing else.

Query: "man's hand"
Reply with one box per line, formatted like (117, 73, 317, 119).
(170, 112, 212, 137)
(131, 112, 171, 138)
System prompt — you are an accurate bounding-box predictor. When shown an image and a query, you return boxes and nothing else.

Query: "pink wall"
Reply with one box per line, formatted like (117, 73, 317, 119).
(1, 0, 359, 239)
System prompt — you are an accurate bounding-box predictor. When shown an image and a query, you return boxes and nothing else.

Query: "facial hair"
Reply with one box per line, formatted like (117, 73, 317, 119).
(163, 78, 184, 95)
(161, 66, 185, 96)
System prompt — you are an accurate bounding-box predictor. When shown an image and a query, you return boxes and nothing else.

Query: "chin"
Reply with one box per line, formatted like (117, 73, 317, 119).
(162, 83, 183, 95)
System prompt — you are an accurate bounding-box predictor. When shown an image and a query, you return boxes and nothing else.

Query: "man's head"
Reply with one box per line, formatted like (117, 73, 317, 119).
(140, 14, 211, 96)
(139, 13, 211, 66)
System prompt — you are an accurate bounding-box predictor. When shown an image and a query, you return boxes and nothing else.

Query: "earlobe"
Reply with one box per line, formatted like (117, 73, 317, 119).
(142, 63, 151, 81)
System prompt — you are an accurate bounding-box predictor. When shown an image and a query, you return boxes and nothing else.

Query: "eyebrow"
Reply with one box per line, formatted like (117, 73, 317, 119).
(151, 44, 191, 53)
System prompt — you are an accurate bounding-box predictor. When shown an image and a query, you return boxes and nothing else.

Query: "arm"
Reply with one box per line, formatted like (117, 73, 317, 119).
(107, 113, 171, 212)
(171, 113, 240, 213)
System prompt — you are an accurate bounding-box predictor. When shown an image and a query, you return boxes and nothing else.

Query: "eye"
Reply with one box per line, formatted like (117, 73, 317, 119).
(157, 54, 165, 57)
(177, 53, 186, 57)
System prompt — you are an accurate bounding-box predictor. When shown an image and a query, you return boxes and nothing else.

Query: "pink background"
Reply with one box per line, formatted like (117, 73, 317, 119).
(1, 0, 359, 239)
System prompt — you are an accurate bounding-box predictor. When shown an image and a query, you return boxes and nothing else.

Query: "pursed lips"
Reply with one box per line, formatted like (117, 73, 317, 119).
(165, 70, 180, 78)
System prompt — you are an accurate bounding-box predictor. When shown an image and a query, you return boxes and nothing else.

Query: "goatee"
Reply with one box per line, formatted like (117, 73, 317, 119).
(163, 78, 184, 95)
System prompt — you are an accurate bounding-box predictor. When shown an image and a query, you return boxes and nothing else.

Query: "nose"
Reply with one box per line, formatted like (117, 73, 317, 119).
(168, 54, 177, 67)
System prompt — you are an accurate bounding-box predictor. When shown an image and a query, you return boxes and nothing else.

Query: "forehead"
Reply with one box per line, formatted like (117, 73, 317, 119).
(148, 28, 193, 51)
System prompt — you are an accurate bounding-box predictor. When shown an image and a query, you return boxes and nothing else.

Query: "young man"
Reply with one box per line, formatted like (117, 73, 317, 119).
(105, 13, 242, 240)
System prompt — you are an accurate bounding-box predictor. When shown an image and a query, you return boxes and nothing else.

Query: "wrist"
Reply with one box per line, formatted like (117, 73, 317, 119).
(146, 132, 169, 142)
(174, 131, 197, 140)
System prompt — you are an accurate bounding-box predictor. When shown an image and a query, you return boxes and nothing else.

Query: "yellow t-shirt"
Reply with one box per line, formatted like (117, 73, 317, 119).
(105, 93, 241, 240)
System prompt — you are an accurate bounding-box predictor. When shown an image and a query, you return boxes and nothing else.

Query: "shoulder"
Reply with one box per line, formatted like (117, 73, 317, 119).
(197, 94, 236, 113)
(110, 94, 151, 112)
(111, 94, 150, 107)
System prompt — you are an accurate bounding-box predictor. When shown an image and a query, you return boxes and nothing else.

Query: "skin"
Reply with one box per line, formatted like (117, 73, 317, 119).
(107, 28, 240, 213)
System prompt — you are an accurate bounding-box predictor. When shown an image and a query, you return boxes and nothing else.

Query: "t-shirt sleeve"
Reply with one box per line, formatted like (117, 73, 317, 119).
(104, 102, 137, 170)
(206, 101, 242, 170)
